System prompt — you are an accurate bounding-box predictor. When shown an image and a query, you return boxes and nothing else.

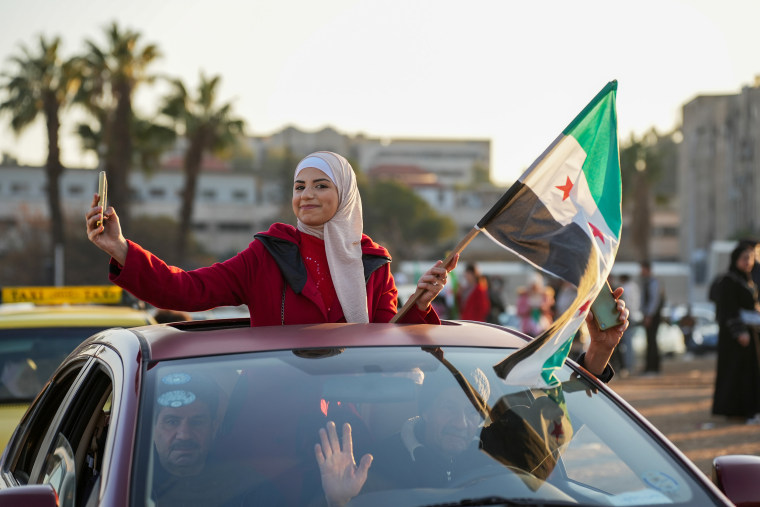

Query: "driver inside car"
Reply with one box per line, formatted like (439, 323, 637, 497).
(151, 372, 283, 506)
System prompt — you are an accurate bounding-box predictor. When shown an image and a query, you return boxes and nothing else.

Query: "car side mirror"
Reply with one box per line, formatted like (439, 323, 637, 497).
(712, 454, 760, 505)
(0, 484, 58, 506)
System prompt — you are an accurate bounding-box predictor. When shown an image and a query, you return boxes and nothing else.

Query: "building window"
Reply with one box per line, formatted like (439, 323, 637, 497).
(149, 188, 166, 199)
(217, 222, 253, 232)
(232, 190, 248, 202)
(67, 184, 85, 197)
(201, 189, 216, 201)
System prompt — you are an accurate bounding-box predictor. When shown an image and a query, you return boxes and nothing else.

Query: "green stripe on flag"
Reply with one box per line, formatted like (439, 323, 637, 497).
(540, 334, 575, 386)
(563, 81, 621, 238)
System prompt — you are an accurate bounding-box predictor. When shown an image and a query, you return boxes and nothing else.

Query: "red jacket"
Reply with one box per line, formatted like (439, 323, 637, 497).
(460, 282, 491, 322)
(109, 223, 439, 326)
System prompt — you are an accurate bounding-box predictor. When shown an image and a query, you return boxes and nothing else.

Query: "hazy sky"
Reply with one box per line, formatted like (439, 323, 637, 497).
(1, 0, 758, 184)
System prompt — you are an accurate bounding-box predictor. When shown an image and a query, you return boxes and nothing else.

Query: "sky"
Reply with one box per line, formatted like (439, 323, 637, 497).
(1, 0, 758, 184)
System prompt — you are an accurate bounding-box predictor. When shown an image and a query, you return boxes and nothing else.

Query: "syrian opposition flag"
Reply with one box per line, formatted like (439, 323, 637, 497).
(488, 80, 621, 387)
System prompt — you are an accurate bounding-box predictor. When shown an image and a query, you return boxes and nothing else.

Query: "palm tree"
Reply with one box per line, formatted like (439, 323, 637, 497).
(620, 128, 676, 262)
(75, 22, 160, 230)
(160, 73, 245, 265)
(0, 35, 79, 284)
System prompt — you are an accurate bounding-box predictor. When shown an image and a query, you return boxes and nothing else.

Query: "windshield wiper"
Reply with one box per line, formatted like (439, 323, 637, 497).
(422, 497, 577, 507)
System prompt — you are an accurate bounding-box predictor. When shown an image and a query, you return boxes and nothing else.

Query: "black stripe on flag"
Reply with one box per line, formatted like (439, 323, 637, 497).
(482, 182, 593, 287)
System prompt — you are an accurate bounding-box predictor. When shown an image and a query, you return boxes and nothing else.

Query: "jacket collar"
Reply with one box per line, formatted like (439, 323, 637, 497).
(254, 224, 391, 294)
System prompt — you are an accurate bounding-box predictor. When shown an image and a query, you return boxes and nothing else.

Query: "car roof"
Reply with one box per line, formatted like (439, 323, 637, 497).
(108, 320, 532, 362)
(0, 304, 156, 328)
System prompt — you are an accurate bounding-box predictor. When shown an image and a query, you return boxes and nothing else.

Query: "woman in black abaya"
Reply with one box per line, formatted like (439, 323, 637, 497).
(712, 241, 760, 424)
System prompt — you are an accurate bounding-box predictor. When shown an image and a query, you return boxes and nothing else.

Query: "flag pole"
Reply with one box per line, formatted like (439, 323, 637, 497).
(390, 226, 481, 323)
(391, 175, 525, 323)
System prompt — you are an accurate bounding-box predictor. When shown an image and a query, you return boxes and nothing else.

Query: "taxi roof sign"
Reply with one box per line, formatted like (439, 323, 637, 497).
(1, 286, 123, 305)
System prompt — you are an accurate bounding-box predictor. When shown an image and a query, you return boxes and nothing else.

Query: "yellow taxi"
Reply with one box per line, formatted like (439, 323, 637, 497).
(0, 286, 156, 451)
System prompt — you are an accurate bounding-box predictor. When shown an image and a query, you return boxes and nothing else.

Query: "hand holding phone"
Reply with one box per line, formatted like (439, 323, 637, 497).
(97, 171, 107, 227)
(591, 282, 622, 330)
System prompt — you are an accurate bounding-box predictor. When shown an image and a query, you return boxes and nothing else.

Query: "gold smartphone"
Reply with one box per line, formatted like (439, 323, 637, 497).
(591, 281, 621, 330)
(97, 171, 107, 227)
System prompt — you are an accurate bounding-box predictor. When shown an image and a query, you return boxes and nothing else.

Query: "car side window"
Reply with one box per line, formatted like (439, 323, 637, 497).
(51, 366, 113, 506)
(15, 362, 114, 507)
(9, 361, 86, 485)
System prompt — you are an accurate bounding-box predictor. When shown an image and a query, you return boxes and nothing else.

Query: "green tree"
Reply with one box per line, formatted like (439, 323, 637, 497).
(360, 179, 457, 261)
(619, 128, 679, 261)
(160, 72, 245, 265)
(77, 114, 175, 178)
(131, 116, 178, 175)
(63, 214, 211, 285)
(75, 22, 160, 230)
(0, 35, 79, 283)
(255, 145, 302, 221)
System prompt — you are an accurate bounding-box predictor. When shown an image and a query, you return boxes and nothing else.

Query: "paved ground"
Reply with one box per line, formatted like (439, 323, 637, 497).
(608, 352, 760, 478)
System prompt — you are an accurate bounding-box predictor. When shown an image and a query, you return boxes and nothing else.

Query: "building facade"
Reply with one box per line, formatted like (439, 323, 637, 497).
(679, 85, 760, 281)
(247, 126, 491, 187)
(0, 127, 495, 260)
(0, 164, 281, 259)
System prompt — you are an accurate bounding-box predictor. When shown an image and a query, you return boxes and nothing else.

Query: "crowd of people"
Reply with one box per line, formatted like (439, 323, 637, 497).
(438, 261, 654, 378)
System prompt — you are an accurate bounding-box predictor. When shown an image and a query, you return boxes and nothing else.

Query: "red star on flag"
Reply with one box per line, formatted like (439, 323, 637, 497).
(555, 176, 573, 201)
(588, 222, 605, 243)
(578, 299, 591, 315)
(550, 420, 564, 442)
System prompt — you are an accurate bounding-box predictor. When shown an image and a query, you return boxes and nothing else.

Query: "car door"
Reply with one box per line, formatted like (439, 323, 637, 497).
(0, 343, 121, 507)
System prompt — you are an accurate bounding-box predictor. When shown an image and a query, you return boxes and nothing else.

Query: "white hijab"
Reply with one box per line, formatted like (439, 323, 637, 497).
(294, 151, 368, 323)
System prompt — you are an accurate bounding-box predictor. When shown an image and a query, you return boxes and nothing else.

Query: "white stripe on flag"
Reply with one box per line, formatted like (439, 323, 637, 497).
(520, 134, 618, 276)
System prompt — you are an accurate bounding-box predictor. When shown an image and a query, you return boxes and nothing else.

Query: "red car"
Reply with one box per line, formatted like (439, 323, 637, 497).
(0, 319, 755, 506)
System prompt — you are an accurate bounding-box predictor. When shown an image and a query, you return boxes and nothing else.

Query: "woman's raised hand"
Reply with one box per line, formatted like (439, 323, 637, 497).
(85, 193, 128, 265)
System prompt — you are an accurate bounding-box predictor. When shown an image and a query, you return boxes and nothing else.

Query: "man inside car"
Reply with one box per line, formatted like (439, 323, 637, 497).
(152, 372, 282, 506)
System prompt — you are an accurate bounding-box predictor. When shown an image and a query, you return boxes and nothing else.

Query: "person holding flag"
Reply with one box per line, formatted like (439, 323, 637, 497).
(86, 151, 455, 326)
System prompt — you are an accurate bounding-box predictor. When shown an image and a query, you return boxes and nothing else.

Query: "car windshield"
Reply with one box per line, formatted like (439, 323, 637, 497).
(133, 346, 716, 506)
(0, 328, 98, 403)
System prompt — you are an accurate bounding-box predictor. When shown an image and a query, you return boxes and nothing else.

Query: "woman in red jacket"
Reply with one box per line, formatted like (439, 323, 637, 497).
(85, 151, 455, 325)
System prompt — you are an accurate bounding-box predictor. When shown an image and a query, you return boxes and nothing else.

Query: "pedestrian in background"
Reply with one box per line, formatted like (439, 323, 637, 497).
(712, 241, 760, 425)
(553, 280, 575, 319)
(457, 263, 491, 322)
(618, 273, 641, 375)
(554, 279, 583, 355)
(486, 275, 506, 324)
(516, 273, 554, 337)
(640, 261, 664, 374)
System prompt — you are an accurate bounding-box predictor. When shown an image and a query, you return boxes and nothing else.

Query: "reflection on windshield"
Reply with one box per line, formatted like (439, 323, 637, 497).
(136, 346, 712, 506)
